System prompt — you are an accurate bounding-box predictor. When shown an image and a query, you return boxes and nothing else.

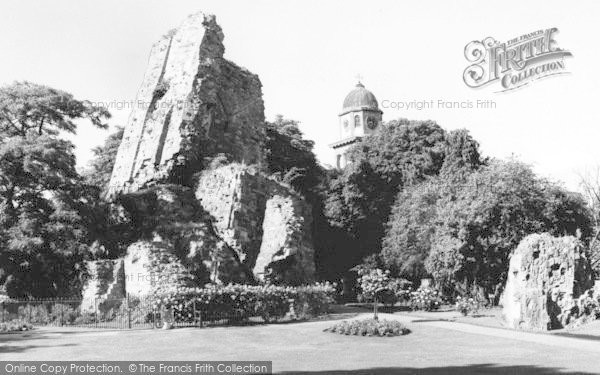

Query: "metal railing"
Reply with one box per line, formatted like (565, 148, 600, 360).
(0, 295, 261, 330)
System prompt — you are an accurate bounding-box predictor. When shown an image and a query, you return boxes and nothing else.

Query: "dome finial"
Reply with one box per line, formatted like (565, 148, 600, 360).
(355, 73, 364, 87)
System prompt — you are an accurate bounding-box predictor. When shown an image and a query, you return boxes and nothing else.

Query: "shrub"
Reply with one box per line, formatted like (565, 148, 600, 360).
(575, 289, 600, 319)
(324, 319, 409, 337)
(17, 304, 51, 325)
(409, 287, 442, 311)
(291, 284, 336, 319)
(15, 303, 79, 325)
(455, 296, 481, 316)
(388, 278, 413, 304)
(0, 319, 32, 333)
(152, 283, 336, 324)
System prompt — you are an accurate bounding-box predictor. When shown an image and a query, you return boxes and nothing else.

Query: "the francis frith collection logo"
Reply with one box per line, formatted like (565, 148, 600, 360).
(463, 28, 572, 92)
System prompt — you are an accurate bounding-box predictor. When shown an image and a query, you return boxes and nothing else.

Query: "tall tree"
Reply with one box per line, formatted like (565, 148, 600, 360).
(264, 116, 346, 280)
(324, 119, 447, 270)
(0, 82, 110, 297)
(425, 160, 593, 301)
(381, 128, 485, 282)
(0, 81, 109, 137)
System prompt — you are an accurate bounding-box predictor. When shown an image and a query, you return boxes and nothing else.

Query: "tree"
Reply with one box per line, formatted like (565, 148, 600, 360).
(381, 129, 485, 282)
(265, 116, 342, 280)
(357, 268, 391, 320)
(265, 115, 322, 195)
(425, 160, 593, 301)
(324, 119, 448, 270)
(380, 179, 440, 282)
(578, 167, 600, 273)
(84, 126, 124, 192)
(0, 82, 110, 298)
(0, 81, 109, 137)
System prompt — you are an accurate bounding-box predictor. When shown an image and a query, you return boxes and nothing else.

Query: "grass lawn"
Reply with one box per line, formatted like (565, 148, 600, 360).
(2, 311, 600, 374)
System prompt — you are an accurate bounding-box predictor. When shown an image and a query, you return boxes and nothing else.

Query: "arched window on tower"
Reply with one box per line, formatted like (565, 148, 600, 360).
(354, 115, 360, 127)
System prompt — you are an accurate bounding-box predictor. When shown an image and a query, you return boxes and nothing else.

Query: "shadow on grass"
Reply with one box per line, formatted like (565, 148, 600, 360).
(410, 319, 448, 323)
(0, 343, 76, 354)
(553, 332, 600, 342)
(343, 304, 412, 314)
(279, 363, 595, 374)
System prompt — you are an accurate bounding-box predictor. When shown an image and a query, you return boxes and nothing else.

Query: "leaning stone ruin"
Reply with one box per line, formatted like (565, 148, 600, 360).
(82, 12, 315, 302)
(502, 233, 594, 330)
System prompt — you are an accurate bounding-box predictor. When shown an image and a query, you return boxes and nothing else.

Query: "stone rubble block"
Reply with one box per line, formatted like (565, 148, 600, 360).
(502, 233, 594, 330)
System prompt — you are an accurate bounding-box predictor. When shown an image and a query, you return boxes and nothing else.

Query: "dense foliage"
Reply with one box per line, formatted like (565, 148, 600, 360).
(0, 319, 32, 332)
(0, 82, 110, 298)
(324, 120, 448, 268)
(455, 296, 481, 316)
(323, 121, 487, 278)
(425, 160, 592, 300)
(409, 287, 442, 311)
(265, 115, 347, 280)
(152, 283, 337, 323)
(83, 126, 124, 193)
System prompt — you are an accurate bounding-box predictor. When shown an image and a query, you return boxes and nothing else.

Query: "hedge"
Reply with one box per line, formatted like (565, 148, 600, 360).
(152, 283, 337, 323)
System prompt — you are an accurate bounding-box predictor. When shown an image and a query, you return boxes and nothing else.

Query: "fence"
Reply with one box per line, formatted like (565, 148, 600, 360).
(0, 295, 262, 330)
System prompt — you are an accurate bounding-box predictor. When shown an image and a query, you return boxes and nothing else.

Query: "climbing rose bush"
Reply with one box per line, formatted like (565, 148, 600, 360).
(151, 283, 336, 323)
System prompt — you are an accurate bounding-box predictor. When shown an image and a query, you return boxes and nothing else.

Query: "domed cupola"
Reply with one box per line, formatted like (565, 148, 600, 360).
(341, 82, 381, 115)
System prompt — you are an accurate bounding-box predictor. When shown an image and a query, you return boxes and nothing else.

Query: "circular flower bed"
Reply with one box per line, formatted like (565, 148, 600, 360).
(324, 319, 409, 337)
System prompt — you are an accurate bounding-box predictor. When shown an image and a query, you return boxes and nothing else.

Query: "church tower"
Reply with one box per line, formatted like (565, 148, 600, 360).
(329, 82, 383, 168)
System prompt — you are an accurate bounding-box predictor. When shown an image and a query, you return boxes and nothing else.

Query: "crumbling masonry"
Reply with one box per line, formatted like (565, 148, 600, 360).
(502, 233, 594, 330)
(82, 13, 315, 303)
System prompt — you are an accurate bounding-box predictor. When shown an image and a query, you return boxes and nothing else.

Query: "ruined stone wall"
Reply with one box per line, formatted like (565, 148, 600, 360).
(107, 13, 265, 197)
(502, 233, 594, 330)
(195, 163, 315, 284)
(81, 259, 125, 313)
(256, 194, 315, 284)
(124, 240, 197, 296)
(84, 13, 315, 298)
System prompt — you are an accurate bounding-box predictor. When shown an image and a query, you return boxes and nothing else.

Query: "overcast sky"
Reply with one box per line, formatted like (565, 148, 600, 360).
(1, 0, 598, 191)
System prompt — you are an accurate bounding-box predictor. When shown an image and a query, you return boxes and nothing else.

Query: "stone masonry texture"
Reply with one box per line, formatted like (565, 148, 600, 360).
(107, 12, 265, 197)
(194, 163, 315, 285)
(502, 233, 594, 330)
(81, 13, 315, 297)
(80, 259, 126, 313)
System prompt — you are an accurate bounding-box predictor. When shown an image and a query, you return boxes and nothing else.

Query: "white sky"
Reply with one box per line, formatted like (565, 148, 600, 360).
(0, 0, 598, 192)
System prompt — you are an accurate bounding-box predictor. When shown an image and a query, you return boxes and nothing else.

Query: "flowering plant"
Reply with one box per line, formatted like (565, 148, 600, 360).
(0, 319, 32, 332)
(455, 296, 480, 316)
(357, 269, 391, 300)
(409, 287, 442, 311)
(150, 282, 336, 323)
(324, 318, 409, 337)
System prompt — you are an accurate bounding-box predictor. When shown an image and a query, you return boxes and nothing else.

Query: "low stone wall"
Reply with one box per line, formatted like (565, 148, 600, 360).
(502, 233, 594, 330)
